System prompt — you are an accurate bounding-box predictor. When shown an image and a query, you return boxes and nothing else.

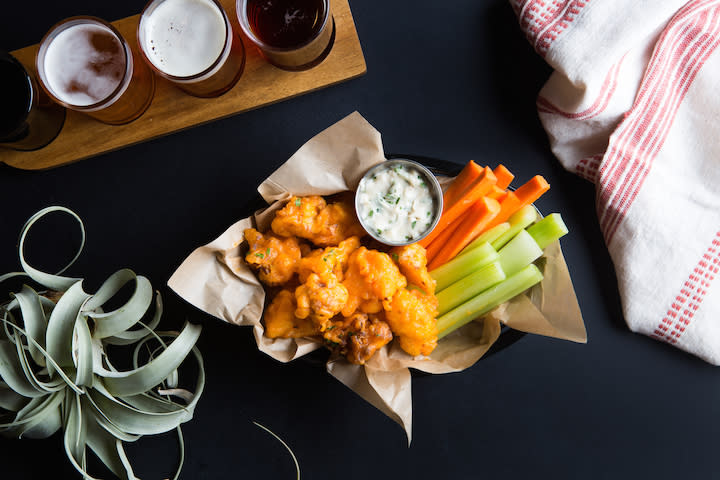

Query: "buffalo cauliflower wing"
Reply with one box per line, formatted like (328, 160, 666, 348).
(264, 289, 320, 338)
(244, 228, 303, 286)
(341, 247, 407, 317)
(385, 288, 439, 357)
(271, 195, 365, 247)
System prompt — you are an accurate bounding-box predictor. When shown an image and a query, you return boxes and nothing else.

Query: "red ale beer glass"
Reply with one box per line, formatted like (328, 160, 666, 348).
(36, 17, 155, 125)
(237, 0, 335, 71)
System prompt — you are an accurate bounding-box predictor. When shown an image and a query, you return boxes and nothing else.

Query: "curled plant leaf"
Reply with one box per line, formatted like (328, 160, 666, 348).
(0, 207, 204, 480)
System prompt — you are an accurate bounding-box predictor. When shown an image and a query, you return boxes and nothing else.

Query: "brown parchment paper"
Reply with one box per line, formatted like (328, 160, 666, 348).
(167, 111, 586, 443)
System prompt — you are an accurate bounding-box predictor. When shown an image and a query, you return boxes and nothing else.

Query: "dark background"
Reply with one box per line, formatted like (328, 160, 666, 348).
(2, 1, 719, 479)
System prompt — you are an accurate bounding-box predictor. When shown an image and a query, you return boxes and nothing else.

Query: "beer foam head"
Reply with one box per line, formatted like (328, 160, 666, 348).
(139, 0, 227, 78)
(42, 22, 126, 107)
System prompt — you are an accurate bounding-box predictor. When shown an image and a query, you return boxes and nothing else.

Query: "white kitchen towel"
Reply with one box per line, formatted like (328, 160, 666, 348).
(510, 0, 720, 363)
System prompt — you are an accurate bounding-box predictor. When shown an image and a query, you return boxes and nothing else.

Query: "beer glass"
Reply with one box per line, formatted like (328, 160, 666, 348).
(236, 0, 335, 71)
(0, 51, 65, 151)
(36, 17, 155, 125)
(138, 0, 245, 98)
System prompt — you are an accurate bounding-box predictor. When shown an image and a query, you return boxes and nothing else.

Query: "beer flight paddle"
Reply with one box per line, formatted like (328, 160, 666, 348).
(0, 0, 366, 170)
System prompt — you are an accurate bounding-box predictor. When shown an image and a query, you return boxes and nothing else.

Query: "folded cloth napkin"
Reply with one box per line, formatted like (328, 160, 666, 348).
(510, 0, 720, 363)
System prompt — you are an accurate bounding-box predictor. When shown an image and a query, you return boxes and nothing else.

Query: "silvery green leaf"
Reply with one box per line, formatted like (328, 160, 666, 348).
(17, 207, 84, 291)
(74, 315, 94, 388)
(10, 285, 47, 366)
(45, 281, 90, 376)
(84, 270, 153, 340)
(101, 322, 201, 397)
(0, 340, 43, 398)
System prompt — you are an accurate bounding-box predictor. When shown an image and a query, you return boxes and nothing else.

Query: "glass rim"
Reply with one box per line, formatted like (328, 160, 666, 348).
(0, 52, 34, 139)
(137, 0, 233, 83)
(35, 16, 133, 112)
(236, 0, 331, 53)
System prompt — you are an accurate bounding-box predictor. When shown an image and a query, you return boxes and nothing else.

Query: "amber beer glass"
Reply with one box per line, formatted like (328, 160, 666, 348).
(237, 0, 335, 71)
(36, 17, 155, 125)
(138, 0, 245, 97)
(0, 51, 65, 150)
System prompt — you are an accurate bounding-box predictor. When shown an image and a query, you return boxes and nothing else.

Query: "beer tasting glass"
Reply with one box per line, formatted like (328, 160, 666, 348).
(0, 51, 65, 151)
(36, 17, 155, 125)
(138, 0, 245, 97)
(236, 0, 335, 71)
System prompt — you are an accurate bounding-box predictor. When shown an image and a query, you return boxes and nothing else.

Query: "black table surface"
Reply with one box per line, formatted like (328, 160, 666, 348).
(2, 1, 719, 479)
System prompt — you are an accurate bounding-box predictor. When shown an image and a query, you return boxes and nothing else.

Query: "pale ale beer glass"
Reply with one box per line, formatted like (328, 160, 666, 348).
(36, 17, 155, 125)
(0, 51, 65, 151)
(236, 0, 334, 71)
(138, 0, 245, 97)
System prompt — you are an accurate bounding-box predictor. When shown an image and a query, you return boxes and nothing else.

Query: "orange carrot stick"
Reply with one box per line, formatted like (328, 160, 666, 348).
(424, 216, 462, 264)
(493, 164, 515, 190)
(427, 196, 501, 270)
(484, 175, 550, 230)
(443, 160, 484, 207)
(419, 167, 498, 248)
(487, 185, 508, 202)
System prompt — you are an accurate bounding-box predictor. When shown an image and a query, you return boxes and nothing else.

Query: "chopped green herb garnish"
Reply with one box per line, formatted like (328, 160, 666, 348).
(406, 235, 413, 241)
(295, 198, 301, 206)
(412, 221, 417, 228)
(377, 229, 383, 235)
(395, 197, 400, 204)
(266, 248, 271, 256)
(427, 211, 431, 217)
(255, 253, 264, 258)
(392, 253, 399, 261)
(368, 210, 374, 217)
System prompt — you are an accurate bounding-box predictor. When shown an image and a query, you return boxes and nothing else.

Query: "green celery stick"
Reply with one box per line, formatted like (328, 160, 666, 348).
(437, 264, 543, 338)
(497, 229, 543, 277)
(526, 213, 568, 249)
(437, 261, 506, 315)
(458, 222, 511, 256)
(431, 242, 498, 293)
(490, 204, 539, 250)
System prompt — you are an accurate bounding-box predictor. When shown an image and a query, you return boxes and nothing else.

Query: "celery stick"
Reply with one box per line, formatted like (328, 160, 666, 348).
(437, 261, 506, 315)
(491, 205, 539, 250)
(497, 229, 543, 277)
(459, 222, 510, 256)
(526, 213, 568, 250)
(431, 242, 498, 293)
(437, 264, 543, 338)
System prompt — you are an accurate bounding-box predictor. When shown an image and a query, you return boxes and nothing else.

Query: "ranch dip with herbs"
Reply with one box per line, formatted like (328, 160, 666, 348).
(356, 162, 439, 244)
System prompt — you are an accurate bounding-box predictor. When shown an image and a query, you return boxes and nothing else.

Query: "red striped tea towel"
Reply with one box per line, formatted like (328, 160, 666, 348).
(511, 0, 720, 363)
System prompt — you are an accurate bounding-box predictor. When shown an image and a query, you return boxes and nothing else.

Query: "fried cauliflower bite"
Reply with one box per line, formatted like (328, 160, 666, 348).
(390, 243, 436, 295)
(271, 195, 365, 247)
(264, 290, 320, 338)
(341, 247, 408, 317)
(294, 272, 349, 329)
(244, 228, 302, 286)
(385, 288, 439, 357)
(297, 236, 361, 283)
(323, 313, 393, 365)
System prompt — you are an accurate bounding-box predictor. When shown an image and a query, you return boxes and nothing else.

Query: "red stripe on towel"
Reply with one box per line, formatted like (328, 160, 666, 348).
(596, 1, 720, 245)
(652, 232, 720, 344)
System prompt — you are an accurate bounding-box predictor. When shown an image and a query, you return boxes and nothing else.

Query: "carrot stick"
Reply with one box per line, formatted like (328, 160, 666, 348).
(484, 175, 550, 230)
(427, 196, 501, 270)
(443, 160, 484, 207)
(424, 216, 462, 264)
(419, 167, 497, 248)
(487, 185, 508, 202)
(493, 164, 515, 190)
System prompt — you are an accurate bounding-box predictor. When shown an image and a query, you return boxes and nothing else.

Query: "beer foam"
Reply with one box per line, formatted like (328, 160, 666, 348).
(42, 23, 126, 107)
(140, 0, 227, 77)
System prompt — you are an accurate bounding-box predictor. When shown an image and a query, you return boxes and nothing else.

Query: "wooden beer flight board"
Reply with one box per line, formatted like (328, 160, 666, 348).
(2, 0, 366, 170)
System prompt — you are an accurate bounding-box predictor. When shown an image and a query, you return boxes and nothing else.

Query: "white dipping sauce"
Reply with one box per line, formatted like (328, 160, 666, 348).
(357, 163, 437, 243)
